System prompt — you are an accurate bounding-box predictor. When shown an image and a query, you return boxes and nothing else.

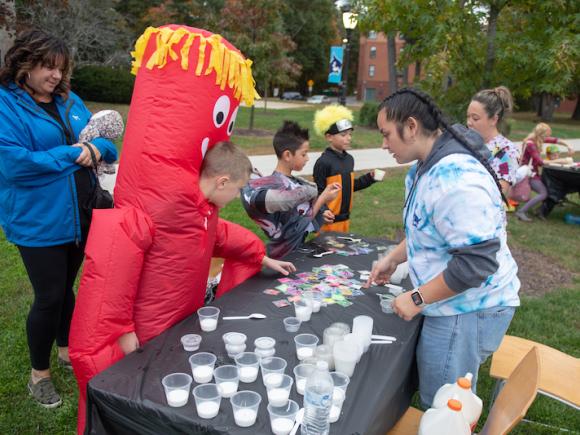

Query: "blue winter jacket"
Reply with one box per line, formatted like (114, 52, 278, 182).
(0, 83, 118, 247)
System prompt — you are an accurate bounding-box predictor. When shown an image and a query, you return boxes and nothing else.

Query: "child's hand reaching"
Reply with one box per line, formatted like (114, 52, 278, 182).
(322, 209, 335, 223)
(262, 256, 297, 276)
(321, 182, 341, 203)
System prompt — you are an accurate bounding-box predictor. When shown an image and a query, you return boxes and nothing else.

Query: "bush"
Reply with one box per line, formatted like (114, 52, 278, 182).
(72, 65, 135, 104)
(359, 101, 380, 128)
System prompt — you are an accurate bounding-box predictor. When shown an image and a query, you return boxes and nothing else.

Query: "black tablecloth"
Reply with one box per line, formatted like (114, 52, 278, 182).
(541, 165, 580, 216)
(86, 233, 422, 435)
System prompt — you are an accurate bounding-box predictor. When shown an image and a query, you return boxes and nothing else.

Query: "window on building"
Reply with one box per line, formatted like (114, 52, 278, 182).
(368, 31, 377, 40)
(370, 46, 377, 59)
(369, 65, 375, 77)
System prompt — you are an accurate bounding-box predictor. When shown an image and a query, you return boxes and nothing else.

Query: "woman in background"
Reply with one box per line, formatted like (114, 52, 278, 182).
(467, 86, 519, 199)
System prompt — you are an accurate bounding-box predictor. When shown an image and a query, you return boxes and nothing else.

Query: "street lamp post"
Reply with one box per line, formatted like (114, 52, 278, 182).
(340, 10, 358, 106)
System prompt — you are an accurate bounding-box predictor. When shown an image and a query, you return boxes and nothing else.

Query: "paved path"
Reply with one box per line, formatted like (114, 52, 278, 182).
(251, 138, 580, 176)
(100, 138, 580, 192)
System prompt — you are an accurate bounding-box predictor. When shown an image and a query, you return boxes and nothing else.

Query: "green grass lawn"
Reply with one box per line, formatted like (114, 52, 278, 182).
(2, 104, 579, 433)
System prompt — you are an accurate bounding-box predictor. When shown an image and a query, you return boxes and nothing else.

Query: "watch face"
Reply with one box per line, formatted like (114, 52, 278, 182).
(411, 291, 423, 306)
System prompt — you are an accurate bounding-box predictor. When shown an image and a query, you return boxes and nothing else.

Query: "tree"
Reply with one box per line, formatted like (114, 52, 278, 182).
(355, 0, 484, 120)
(356, 0, 578, 122)
(140, 0, 224, 31)
(281, 0, 338, 94)
(495, 0, 579, 121)
(17, 0, 133, 66)
(0, 0, 16, 67)
(220, 0, 301, 130)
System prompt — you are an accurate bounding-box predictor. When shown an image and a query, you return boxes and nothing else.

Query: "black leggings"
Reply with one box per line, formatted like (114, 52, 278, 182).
(17, 242, 85, 371)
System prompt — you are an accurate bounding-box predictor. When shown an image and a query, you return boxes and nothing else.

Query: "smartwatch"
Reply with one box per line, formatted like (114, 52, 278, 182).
(410, 288, 426, 307)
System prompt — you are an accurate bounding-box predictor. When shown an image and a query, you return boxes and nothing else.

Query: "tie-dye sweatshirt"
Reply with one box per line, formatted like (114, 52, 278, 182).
(404, 126, 520, 317)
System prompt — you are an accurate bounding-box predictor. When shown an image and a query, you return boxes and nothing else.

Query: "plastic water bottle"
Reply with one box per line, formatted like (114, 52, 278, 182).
(301, 361, 333, 435)
(564, 213, 580, 225)
(432, 373, 483, 431)
(418, 397, 470, 435)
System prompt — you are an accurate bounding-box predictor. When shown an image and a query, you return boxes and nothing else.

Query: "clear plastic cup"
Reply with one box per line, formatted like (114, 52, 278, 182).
(214, 365, 239, 398)
(268, 399, 300, 435)
(302, 291, 322, 313)
(323, 326, 346, 348)
(314, 345, 334, 370)
(293, 299, 312, 322)
(293, 363, 315, 395)
(254, 336, 276, 359)
(230, 390, 261, 427)
(162, 373, 192, 407)
(329, 387, 345, 423)
(330, 322, 350, 335)
(198, 306, 220, 332)
(266, 374, 293, 407)
(330, 371, 350, 392)
(373, 168, 386, 181)
(294, 333, 319, 361)
(353, 315, 373, 352)
(380, 297, 395, 314)
(223, 332, 247, 358)
(343, 333, 364, 362)
(283, 317, 301, 333)
(234, 352, 260, 383)
(333, 340, 357, 377)
(260, 356, 287, 387)
(181, 334, 202, 351)
(390, 261, 409, 284)
(189, 352, 217, 383)
(192, 383, 221, 419)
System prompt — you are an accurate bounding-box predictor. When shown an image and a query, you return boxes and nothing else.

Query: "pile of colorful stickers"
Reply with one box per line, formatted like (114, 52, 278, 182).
(320, 236, 375, 256)
(264, 264, 365, 309)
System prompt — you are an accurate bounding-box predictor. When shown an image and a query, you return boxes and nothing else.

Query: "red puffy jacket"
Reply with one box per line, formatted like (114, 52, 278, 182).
(69, 24, 263, 434)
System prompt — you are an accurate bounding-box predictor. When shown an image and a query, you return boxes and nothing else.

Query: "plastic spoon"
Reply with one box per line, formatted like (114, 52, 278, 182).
(371, 334, 397, 341)
(337, 236, 362, 243)
(222, 313, 267, 320)
(289, 407, 305, 435)
(312, 251, 334, 258)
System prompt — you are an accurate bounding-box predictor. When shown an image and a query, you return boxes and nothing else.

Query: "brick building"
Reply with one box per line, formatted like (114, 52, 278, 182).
(356, 31, 418, 102)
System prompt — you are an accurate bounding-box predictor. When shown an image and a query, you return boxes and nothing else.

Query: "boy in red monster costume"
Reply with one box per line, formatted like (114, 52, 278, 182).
(69, 25, 293, 433)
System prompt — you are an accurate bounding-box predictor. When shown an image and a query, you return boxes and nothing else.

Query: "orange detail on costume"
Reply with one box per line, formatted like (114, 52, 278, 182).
(69, 25, 264, 434)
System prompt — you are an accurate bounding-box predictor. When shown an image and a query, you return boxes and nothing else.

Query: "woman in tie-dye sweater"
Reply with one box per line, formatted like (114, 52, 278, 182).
(369, 88, 520, 408)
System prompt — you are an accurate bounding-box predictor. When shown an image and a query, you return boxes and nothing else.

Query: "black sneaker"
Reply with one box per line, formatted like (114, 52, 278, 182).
(28, 377, 62, 409)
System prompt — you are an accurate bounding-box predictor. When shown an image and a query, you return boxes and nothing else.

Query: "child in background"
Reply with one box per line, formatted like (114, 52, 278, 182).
(516, 123, 573, 221)
(313, 104, 378, 232)
(241, 121, 340, 258)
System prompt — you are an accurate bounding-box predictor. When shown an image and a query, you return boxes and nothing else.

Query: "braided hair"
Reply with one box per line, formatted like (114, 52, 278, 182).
(379, 88, 508, 204)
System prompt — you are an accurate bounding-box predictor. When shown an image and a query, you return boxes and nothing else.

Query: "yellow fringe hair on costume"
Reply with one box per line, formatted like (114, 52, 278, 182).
(130, 26, 260, 107)
(313, 104, 354, 136)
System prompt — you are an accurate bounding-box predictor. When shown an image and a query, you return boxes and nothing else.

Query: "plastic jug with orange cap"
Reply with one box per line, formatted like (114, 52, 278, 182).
(432, 372, 483, 431)
(418, 396, 470, 435)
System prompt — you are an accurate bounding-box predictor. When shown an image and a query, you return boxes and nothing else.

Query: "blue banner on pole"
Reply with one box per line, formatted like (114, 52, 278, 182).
(328, 46, 344, 84)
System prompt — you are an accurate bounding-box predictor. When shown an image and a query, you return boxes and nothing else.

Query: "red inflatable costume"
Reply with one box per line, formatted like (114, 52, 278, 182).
(69, 25, 265, 434)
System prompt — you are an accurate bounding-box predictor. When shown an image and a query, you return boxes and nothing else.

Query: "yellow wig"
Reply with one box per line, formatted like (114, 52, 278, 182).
(313, 104, 354, 136)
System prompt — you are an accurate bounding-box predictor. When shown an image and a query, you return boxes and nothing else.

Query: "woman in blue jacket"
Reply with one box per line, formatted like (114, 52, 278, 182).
(0, 30, 117, 408)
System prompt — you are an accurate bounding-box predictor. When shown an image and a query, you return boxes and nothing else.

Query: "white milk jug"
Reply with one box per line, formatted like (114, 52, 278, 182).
(418, 398, 470, 435)
(432, 373, 483, 431)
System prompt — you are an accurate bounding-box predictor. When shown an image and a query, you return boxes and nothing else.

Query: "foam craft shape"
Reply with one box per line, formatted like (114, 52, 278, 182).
(69, 25, 264, 434)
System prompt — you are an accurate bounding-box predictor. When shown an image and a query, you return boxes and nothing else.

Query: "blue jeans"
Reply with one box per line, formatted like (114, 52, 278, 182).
(416, 306, 516, 408)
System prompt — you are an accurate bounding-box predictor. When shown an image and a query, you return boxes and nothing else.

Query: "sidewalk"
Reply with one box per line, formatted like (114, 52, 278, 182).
(251, 138, 580, 176)
(100, 138, 580, 192)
